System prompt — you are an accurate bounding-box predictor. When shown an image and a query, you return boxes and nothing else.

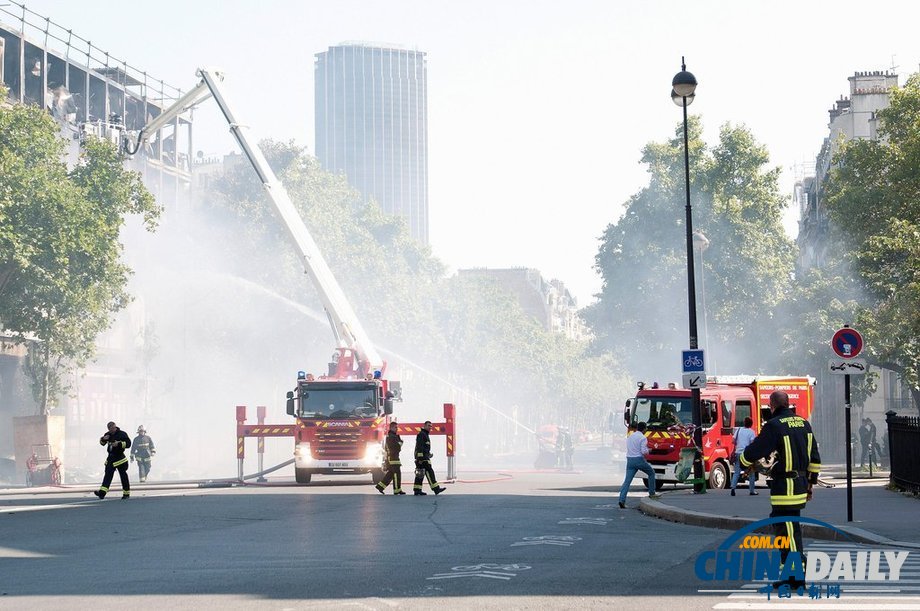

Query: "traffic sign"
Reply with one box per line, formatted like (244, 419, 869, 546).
(832, 327, 863, 359)
(682, 349, 705, 373)
(828, 358, 867, 375)
(682, 373, 707, 389)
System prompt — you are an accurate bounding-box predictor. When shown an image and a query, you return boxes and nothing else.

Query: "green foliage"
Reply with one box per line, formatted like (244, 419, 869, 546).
(0, 99, 160, 413)
(585, 117, 794, 375)
(821, 73, 920, 410)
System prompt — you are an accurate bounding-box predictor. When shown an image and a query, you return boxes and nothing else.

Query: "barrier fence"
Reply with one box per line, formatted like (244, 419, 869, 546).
(886, 410, 920, 494)
(235, 403, 456, 482)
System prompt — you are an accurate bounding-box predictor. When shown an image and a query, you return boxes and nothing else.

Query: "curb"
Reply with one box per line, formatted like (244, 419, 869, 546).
(638, 496, 920, 549)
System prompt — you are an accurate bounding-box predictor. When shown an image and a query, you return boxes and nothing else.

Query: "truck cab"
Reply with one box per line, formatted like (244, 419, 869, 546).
(286, 363, 400, 484)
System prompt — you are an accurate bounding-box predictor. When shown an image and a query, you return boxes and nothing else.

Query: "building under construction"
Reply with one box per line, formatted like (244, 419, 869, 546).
(0, 2, 192, 208)
(0, 2, 193, 483)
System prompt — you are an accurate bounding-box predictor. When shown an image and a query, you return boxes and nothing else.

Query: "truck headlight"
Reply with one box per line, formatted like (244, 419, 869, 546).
(294, 443, 312, 460)
(363, 443, 383, 465)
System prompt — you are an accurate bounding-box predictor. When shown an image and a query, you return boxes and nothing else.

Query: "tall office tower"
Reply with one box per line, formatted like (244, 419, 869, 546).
(315, 43, 429, 245)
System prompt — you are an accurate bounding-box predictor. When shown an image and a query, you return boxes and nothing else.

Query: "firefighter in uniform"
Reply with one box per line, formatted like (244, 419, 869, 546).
(740, 390, 821, 588)
(130, 425, 156, 482)
(375, 421, 406, 495)
(413, 420, 446, 496)
(94, 421, 132, 500)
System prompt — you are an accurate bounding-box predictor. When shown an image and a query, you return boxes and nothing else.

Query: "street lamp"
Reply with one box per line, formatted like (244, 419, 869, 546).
(672, 57, 705, 493)
(693, 230, 711, 368)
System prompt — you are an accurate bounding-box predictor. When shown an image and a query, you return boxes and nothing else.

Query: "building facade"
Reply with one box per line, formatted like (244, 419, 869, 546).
(315, 43, 429, 244)
(794, 70, 911, 461)
(796, 71, 898, 271)
(458, 268, 589, 341)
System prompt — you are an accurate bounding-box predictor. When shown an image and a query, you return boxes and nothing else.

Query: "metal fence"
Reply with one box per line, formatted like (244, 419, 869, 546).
(886, 410, 920, 494)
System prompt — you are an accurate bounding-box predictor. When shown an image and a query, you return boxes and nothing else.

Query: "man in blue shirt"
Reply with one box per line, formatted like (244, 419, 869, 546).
(617, 421, 661, 509)
(730, 416, 758, 496)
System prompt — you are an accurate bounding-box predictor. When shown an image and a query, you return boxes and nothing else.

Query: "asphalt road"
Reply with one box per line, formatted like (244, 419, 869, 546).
(0, 465, 782, 610)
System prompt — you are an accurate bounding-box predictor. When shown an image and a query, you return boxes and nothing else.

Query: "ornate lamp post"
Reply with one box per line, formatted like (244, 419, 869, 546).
(672, 57, 705, 493)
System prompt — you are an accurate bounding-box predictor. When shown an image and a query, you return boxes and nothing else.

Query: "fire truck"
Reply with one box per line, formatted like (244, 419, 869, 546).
(623, 376, 815, 489)
(123, 68, 408, 484)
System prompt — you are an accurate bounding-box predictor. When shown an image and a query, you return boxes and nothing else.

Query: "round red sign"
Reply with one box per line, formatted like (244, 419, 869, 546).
(831, 327, 863, 359)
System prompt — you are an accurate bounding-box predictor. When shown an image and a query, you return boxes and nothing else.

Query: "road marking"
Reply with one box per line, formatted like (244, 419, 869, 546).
(427, 571, 516, 581)
(511, 535, 581, 547)
(0, 502, 92, 514)
(558, 517, 610, 525)
(593, 503, 619, 509)
(713, 603, 920, 609)
(426, 563, 531, 581)
(0, 546, 55, 558)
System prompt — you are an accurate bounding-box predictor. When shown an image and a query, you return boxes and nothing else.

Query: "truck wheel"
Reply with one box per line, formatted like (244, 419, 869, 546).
(708, 461, 729, 489)
(643, 478, 665, 491)
(371, 469, 384, 485)
(295, 468, 312, 484)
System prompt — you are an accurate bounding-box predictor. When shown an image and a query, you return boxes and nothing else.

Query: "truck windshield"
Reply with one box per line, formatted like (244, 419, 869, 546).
(631, 397, 693, 429)
(299, 384, 378, 419)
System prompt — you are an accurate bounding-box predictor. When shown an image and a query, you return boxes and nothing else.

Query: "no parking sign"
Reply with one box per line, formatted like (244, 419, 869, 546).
(831, 326, 863, 359)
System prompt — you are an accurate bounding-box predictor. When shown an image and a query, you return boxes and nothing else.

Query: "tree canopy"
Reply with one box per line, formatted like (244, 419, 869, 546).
(584, 117, 794, 377)
(0, 99, 159, 413)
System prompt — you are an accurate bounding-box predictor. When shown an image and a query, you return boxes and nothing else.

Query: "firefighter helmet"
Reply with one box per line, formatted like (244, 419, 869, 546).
(137, 425, 146, 433)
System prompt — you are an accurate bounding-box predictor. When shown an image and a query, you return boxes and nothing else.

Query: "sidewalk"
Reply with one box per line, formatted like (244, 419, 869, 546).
(639, 470, 920, 548)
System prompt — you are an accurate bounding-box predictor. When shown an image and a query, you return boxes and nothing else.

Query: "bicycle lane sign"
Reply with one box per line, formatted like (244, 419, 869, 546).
(682, 349, 706, 388)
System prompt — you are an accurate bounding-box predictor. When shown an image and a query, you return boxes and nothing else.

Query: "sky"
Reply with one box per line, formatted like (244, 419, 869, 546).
(8, 0, 920, 306)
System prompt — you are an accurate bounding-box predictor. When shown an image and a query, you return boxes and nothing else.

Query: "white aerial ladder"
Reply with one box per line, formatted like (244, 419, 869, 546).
(125, 68, 383, 377)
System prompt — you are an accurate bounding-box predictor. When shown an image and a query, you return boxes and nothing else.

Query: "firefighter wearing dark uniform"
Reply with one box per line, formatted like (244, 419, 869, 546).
(740, 390, 821, 587)
(375, 422, 406, 495)
(130, 426, 156, 482)
(413, 420, 446, 496)
(94, 421, 132, 500)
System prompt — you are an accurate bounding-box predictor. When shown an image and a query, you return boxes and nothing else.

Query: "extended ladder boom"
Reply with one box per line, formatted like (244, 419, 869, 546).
(130, 68, 383, 374)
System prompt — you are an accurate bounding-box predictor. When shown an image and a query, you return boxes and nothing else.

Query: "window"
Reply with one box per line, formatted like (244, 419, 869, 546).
(721, 401, 733, 428)
(736, 400, 752, 426)
(701, 400, 717, 427)
(67, 65, 88, 123)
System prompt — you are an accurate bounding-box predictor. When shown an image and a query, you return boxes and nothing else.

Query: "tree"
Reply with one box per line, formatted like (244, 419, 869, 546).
(584, 117, 794, 376)
(0, 100, 159, 414)
(822, 73, 920, 410)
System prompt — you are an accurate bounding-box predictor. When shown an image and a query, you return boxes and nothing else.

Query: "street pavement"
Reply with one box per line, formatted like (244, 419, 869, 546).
(2, 451, 919, 609)
(640, 466, 920, 547)
(0, 463, 730, 611)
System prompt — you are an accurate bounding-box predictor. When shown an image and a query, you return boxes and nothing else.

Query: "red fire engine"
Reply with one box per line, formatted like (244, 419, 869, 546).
(623, 376, 815, 489)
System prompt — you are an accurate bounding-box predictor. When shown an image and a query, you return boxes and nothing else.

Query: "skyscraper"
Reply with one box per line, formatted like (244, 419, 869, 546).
(315, 43, 429, 244)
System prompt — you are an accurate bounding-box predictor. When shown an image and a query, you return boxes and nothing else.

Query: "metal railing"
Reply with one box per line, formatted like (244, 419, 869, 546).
(0, 1, 183, 103)
(886, 410, 920, 493)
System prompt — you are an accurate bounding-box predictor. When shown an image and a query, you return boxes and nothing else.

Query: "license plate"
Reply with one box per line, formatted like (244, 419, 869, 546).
(328, 462, 348, 467)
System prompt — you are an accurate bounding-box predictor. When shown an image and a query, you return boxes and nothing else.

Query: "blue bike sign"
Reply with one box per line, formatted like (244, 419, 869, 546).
(682, 350, 705, 373)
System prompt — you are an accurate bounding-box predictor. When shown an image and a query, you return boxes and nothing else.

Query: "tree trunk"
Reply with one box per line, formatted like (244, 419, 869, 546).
(40, 342, 50, 416)
(0, 263, 13, 298)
